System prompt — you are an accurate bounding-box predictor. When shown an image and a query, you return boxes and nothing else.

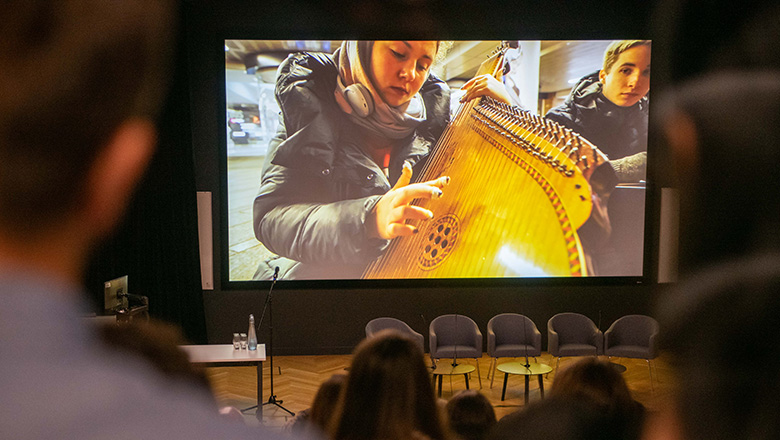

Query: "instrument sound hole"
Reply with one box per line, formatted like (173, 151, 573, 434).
(418, 214, 460, 270)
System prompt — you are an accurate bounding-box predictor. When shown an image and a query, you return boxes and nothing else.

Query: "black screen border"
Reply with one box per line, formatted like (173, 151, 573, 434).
(184, 1, 658, 290)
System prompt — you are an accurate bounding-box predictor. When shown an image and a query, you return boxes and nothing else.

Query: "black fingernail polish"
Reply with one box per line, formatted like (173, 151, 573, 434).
(413, 228, 419, 234)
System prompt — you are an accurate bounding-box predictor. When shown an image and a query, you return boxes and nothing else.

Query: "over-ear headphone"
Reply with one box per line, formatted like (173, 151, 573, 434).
(336, 76, 374, 118)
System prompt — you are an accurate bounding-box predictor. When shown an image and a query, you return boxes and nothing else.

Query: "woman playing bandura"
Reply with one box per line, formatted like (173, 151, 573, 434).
(252, 40, 495, 280)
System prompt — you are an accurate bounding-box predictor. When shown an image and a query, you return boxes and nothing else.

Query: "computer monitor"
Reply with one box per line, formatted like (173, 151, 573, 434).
(103, 275, 128, 313)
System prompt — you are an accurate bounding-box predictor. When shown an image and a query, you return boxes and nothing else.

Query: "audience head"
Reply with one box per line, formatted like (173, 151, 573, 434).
(330, 329, 447, 440)
(308, 373, 347, 435)
(550, 358, 634, 412)
(550, 358, 645, 439)
(487, 396, 610, 440)
(445, 390, 496, 440)
(651, 253, 780, 440)
(0, 0, 173, 259)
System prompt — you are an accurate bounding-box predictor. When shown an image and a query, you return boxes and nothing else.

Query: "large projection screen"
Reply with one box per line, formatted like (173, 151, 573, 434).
(225, 40, 649, 282)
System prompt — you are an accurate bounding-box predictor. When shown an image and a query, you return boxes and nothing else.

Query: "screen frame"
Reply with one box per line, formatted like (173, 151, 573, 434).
(184, 1, 659, 290)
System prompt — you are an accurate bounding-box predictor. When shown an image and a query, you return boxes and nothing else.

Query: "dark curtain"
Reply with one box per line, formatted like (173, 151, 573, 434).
(85, 5, 208, 343)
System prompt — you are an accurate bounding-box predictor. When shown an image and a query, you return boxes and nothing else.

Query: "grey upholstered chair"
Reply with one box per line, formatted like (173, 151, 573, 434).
(547, 312, 603, 374)
(604, 314, 659, 389)
(487, 313, 542, 388)
(365, 317, 425, 353)
(429, 314, 483, 387)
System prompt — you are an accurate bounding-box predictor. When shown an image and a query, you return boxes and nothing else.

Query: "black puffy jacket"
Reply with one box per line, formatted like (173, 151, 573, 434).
(545, 72, 648, 182)
(252, 51, 450, 280)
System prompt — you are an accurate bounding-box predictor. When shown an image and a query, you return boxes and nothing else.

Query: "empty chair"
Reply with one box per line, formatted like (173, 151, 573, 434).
(365, 317, 424, 353)
(604, 314, 659, 389)
(547, 312, 603, 373)
(429, 314, 483, 387)
(487, 313, 541, 388)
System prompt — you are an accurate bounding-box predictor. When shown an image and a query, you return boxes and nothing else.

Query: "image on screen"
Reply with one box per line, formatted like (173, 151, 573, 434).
(225, 40, 649, 281)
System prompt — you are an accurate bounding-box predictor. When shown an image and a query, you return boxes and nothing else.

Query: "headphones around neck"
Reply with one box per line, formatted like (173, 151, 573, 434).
(336, 76, 374, 118)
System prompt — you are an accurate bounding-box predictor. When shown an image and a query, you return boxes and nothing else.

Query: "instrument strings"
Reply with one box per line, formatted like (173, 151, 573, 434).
(364, 48, 595, 277)
(366, 97, 479, 275)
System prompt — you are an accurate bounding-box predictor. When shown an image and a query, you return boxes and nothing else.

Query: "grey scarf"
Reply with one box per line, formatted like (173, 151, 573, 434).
(333, 41, 426, 140)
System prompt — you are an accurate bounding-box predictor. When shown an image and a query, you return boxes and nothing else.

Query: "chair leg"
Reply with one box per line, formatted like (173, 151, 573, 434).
(475, 359, 482, 388)
(490, 358, 498, 389)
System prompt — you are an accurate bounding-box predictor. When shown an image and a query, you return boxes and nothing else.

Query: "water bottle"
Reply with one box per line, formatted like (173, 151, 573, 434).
(247, 314, 258, 351)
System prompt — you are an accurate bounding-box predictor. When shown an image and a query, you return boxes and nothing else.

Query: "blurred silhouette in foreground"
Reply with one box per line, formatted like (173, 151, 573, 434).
(650, 254, 780, 440)
(0, 2, 281, 438)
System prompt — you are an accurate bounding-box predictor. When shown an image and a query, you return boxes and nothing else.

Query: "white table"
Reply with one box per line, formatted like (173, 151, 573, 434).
(180, 344, 266, 421)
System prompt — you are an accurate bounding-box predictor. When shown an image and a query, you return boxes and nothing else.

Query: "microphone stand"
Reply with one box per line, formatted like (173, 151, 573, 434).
(452, 313, 459, 367)
(246, 267, 294, 417)
(522, 315, 530, 369)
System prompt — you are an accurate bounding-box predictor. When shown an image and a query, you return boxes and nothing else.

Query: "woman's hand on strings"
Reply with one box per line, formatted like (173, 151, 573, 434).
(371, 162, 450, 240)
(460, 74, 512, 104)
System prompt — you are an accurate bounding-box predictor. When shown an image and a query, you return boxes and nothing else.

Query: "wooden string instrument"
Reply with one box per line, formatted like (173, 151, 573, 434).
(363, 44, 616, 278)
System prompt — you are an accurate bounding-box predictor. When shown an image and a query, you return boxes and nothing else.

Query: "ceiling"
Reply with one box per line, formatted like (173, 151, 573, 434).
(225, 40, 612, 94)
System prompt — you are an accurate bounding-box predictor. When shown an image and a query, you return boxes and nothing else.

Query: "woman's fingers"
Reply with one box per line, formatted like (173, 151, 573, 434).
(461, 76, 477, 90)
(419, 175, 451, 188)
(460, 74, 511, 104)
(390, 182, 446, 206)
(374, 166, 451, 239)
(390, 205, 433, 223)
(385, 223, 418, 238)
(460, 74, 487, 102)
(384, 207, 434, 237)
(391, 162, 413, 190)
(389, 175, 450, 206)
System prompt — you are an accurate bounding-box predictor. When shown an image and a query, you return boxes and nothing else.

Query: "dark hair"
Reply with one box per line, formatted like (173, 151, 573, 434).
(0, 0, 174, 234)
(486, 396, 610, 440)
(550, 358, 634, 412)
(309, 373, 348, 434)
(602, 40, 651, 73)
(550, 358, 645, 440)
(657, 253, 780, 440)
(445, 390, 496, 440)
(330, 329, 449, 440)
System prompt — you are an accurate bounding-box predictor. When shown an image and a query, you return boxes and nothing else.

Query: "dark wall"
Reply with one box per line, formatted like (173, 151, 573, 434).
(185, 0, 662, 354)
(204, 284, 653, 355)
(85, 1, 207, 343)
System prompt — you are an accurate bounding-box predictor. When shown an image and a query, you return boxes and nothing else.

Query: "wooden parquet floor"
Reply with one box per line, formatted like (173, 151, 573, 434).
(204, 352, 673, 430)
